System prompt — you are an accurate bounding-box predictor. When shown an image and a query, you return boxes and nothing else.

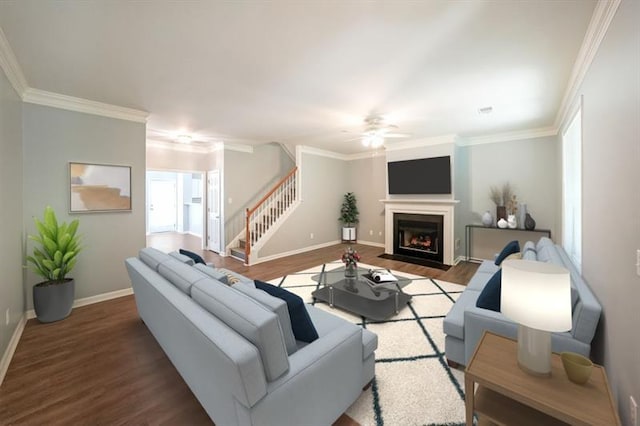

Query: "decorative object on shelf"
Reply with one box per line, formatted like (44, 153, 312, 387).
(497, 218, 508, 229)
(490, 182, 515, 222)
(561, 352, 593, 385)
(501, 259, 572, 376)
(507, 214, 517, 229)
(525, 212, 536, 230)
(26, 206, 82, 323)
(339, 192, 359, 242)
(481, 210, 493, 227)
(518, 203, 527, 229)
(342, 246, 360, 279)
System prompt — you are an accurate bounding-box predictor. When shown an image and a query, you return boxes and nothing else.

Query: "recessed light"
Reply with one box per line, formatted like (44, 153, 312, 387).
(478, 106, 493, 114)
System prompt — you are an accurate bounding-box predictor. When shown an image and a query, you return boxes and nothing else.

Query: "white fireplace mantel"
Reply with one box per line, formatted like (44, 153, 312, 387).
(382, 199, 459, 265)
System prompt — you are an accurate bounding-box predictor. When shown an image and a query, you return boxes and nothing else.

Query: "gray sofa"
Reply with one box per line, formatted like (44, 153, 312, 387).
(443, 237, 601, 366)
(125, 247, 377, 426)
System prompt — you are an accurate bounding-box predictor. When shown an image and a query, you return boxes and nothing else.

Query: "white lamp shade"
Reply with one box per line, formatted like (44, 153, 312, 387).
(501, 259, 572, 332)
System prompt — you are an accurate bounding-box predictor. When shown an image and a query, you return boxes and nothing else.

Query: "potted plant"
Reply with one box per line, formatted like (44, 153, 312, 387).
(339, 192, 359, 242)
(26, 206, 81, 323)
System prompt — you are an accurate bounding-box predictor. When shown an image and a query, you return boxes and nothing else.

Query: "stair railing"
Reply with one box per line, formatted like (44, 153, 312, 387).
(245, 166, 298, 261)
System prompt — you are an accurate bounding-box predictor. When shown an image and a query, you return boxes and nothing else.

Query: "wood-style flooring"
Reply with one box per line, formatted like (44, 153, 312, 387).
(0, 233, 477, 425)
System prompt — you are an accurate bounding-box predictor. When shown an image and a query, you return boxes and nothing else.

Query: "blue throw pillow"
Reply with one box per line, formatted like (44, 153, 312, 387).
(494, 240, 520, 266)
(254, 280, 319, 343)
(179, 249, 206, 265)
(476, 269, 502, 312)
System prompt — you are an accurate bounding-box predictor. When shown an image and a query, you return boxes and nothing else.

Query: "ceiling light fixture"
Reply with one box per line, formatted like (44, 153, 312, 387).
(176, 134, 193, 144)
(362, 130, 384, 148)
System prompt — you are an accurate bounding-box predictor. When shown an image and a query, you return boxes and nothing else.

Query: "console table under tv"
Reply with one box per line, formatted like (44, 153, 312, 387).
(465, 225, 551, 261)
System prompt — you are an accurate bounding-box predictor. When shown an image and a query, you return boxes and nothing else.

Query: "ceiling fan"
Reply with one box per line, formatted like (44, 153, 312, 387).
(347, 115, 411, 148)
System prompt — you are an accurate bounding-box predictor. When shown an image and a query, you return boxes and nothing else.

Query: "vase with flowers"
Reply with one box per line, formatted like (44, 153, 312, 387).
(341, 246, 361, 279)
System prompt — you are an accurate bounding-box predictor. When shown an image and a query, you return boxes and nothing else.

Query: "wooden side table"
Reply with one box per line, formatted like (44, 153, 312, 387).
(465, 332, 620, 426)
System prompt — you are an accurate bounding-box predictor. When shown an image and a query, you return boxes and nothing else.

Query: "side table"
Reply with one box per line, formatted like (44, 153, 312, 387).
(464, 332, 620, 426)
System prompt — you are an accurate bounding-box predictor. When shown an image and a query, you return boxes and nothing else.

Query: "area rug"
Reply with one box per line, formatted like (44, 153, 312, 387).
(267, 261, 467, 426)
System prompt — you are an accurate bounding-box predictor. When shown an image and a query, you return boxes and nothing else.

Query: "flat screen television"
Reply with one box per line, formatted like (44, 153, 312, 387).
(387, 156, 452, 195)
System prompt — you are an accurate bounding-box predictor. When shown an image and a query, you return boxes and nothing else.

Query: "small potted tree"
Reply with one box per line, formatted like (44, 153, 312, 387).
(27, 206, 81, 323)
(339, 192, 359, 242)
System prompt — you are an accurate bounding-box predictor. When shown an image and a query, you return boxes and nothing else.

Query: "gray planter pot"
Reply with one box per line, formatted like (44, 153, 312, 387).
(33, 278, 75, 323)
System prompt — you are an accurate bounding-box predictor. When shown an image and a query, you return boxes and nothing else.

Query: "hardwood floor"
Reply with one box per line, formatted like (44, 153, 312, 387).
(0, 233, 476, 425)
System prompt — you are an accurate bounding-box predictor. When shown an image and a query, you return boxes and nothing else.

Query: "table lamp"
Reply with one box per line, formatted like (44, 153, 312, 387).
(501, 259, 572, 376)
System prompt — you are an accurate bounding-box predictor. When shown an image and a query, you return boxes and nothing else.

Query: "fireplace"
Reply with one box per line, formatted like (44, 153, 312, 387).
(393, 213, 444, 263)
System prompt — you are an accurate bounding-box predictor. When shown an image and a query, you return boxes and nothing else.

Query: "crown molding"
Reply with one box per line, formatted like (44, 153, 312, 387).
(22, 88, 148, 123)
(147, 139, 214, 154)
(459, 127, 558, 146)
(345, 150, 386, 161)
(0, 26, 28, 96)
(298, 145, 348, 160)
(383, 134, 458, 152)
(223, 143, 254, 153)
(554, 0, 621, 129)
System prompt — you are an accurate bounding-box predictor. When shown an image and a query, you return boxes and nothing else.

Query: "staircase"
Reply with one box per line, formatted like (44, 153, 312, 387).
(229, 167, 298, 264)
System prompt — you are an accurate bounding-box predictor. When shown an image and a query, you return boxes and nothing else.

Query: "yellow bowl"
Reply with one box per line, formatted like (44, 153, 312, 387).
(561, 352, 593, 385)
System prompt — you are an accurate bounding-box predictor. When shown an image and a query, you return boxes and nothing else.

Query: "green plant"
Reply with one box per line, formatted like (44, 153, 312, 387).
(27, 206, 81, 283)
(338, 192, 359, 227)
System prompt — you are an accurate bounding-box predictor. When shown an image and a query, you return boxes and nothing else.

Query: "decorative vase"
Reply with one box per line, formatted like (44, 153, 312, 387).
(482, 210, 493, 227)
(344, 263, 358, 279)
(497, 218, 508, 229)
(518, 203, 527, 229)
(507, 214, 517, 229)
(496, 206, 507, 221)
(524, 213, 536, 230)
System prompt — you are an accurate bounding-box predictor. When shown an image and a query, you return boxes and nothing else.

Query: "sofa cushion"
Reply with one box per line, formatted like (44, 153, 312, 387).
(139, 247, 173, 271)
(157, 259, 210, 295)
(443, 289, 481, 339)
(193, 264, 231, 285)
(234, 281, 298, 355)
(254, 280, 319, 343)
(495, 240, 520, 266)
(476, 269, 502, 312)
(522, 241, 536, 255)
(191, 279, 290, 382)
(179, 248, 206, 265)
(536, 236, 554, 252)
(169, 251, 195, 266)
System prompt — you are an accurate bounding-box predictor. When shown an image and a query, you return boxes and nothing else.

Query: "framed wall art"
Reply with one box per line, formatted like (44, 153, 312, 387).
(69, 162, 132, 213)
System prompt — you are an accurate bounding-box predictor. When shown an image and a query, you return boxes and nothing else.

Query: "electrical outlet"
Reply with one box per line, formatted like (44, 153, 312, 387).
(636, 250, 640, 277)
(631, 396, 638, 426)
(455, 238, 461, 250)
(378, 231, 382, 236)
(369, 230, 373, 236)
(310, 233, 314, 239)
(5, 308, 9, 326)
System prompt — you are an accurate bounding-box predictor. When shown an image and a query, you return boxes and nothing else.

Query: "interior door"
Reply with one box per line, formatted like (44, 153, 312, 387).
(149, 179, 177, 233)
(207, 170, 222, 252)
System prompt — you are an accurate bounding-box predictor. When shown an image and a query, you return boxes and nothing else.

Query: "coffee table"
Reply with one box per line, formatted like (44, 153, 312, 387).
(311, 266, 412, 320)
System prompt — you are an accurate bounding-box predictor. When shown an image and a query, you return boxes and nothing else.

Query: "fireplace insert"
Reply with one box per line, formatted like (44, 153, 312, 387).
(393, 213, 444, 264)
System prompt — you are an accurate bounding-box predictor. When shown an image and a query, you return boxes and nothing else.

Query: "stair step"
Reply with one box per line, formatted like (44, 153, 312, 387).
(238, 239, 246, 249)
(230, 247, 246, 261)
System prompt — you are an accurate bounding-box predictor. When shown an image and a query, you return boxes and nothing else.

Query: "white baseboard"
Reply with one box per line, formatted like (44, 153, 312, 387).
(0, 313, 27, 387)
(26, 287, 134, 320)
(357, 240, 385, 248)
(253, 240, 342, 265)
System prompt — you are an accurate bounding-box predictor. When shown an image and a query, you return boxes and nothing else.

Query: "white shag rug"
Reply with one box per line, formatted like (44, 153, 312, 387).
(267, 261, 467, 426)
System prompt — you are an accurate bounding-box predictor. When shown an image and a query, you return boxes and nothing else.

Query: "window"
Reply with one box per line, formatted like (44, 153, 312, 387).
(562, 104, 582, 271)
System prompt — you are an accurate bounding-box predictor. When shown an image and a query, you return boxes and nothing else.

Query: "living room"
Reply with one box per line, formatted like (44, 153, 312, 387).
(0, 1, 638, 425)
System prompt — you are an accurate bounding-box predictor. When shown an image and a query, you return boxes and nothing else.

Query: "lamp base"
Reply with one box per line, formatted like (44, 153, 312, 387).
(517, 325, 551, 377)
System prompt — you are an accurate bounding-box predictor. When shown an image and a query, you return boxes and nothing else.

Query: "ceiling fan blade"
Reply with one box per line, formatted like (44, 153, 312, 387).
(385, 133, 412, 138)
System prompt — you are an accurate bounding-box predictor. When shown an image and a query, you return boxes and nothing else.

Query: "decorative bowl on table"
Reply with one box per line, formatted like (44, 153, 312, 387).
(561, 352, 593, 385)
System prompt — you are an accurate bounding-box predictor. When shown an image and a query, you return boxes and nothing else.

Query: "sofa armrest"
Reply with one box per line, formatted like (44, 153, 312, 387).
(253, 322, 364, 425)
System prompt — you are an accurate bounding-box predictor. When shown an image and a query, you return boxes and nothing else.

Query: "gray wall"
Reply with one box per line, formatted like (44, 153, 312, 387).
(22, 104, 146, 309)
(223, 144, 294, 244)
(576, 0, 639, 422)
(146, 144, 209, 172)
(348, 154, 386, 245)
(461, 135, 559, 242)
(0, 65, 24, 361)
(260, 152, 348, 256)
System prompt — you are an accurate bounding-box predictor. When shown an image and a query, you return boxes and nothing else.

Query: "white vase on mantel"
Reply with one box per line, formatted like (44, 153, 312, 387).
(497, 218, 508, 229)
(507, 214, 517, 229)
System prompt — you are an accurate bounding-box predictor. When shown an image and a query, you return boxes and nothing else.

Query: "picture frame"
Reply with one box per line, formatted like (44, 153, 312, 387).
(69, 162, 132, 213)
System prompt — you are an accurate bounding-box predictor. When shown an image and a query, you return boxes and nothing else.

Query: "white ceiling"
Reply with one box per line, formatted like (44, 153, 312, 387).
(0, 1, 596, 154)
